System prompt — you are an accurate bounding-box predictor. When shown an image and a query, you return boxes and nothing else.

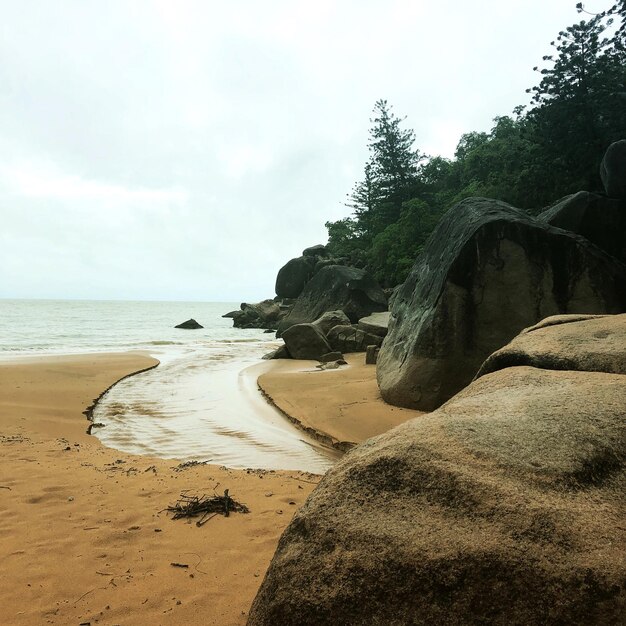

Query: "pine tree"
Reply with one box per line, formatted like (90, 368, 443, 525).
(526, 12, 626, 193)
(346, 100, 420, 239)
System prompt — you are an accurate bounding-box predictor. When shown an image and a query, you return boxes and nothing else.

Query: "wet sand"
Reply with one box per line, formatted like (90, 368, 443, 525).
(93, 347, 339, 472)
(0, 353, 319, 626)
(257, 353, 423, 449)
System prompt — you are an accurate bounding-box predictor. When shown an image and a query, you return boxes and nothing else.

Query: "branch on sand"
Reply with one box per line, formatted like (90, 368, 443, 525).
(166, 489, 249, 526)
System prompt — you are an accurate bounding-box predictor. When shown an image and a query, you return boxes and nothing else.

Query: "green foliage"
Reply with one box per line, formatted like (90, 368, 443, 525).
(526, 11, 626, 194)
(370, 199, 441, 285)
(326, 2, 626, 287)
(345, 100, 421, 242)
(450, 116, 544, 210)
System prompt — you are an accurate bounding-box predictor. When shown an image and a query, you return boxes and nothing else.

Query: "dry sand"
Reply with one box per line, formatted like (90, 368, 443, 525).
(0, 351, 421, 625)
(257, 353, 423, 449)
(0, 353, 319, 626)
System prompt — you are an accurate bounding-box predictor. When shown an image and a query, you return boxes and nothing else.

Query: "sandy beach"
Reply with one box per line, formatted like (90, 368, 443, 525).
(0, 353, 322, 626)
(0, 351, 421, 625)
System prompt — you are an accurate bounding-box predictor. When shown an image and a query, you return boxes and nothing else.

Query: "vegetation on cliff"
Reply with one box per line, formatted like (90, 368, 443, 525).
(325, 2, 626, 286)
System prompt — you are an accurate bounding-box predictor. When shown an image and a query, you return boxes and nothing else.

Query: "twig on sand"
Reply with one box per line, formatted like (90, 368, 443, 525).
(73, 585, 108, 605)
(290, 476, 321, 485)
(166, 489, 249, 526)
(182, 551, 209, 574)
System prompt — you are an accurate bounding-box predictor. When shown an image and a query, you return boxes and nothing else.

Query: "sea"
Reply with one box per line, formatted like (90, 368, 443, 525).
(0, 299, 339, 473)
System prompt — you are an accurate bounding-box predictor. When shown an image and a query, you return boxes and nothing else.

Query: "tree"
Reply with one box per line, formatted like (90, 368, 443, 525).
(326, 100, 424, 281)
(526, 10, 626, 194)
(346, 99, 421, 239)
(450, 116, 543, 210)
(344, 161, 379, 239)
(324, 4, 626, 288)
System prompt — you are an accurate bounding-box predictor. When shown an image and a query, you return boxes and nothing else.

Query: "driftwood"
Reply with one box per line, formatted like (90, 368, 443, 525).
(167, 489, 249, 526)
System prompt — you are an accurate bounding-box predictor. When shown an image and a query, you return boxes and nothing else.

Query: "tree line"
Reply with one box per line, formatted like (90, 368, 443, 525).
(326, 1, 626, 286)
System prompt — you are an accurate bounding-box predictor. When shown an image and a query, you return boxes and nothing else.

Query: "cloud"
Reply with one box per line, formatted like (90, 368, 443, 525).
(0, 0, 580, 300)
(1, 162, 187, 205)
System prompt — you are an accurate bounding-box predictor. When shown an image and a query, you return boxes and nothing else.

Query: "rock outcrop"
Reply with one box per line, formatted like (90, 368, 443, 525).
(538, 191, 626, 264)
(377, 197, 626, 411)
(223, 299, 284, 330)
(476, 313, 626, 378)
(275, 256, 317, 299)
(248, 316, 626, 625)
(262, 345, 291, 360)
(600, 139, 626, 199)
(303, 244, 328, 257)
(263, 311, 372, 361)
(311, 310, 351, 336)
(174, 318, 203, 329)
(277, 265, 387, 335)
(274, 244, 336, 299)
(281, 323, 332, 361)
(357, 311, 390, 337)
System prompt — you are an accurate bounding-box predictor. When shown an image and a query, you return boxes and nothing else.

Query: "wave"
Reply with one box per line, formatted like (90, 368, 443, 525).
(146, 340, 182, 346)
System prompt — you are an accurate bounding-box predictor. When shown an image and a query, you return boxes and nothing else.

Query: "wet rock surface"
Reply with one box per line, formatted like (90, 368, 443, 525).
(377, 197, 626, 411)
(538, 191, 626, 263)
(600, 139, 626, 199)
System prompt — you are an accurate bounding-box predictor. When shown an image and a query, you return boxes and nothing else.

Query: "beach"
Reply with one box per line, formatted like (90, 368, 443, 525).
(0, 352, 320, 625)
(256, 354, 422, 449)
(0, 350, 421, 625)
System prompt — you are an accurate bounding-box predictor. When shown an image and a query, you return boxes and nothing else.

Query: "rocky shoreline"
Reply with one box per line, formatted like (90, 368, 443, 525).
(243, 140, 626, 624)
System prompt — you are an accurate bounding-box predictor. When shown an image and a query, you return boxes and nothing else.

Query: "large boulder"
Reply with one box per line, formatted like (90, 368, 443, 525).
(248, 322, 626, 625)
(282, 323, 332, 360)
(600, 139, 626, 199)
(303, 244, 328, 257)
(311, 310, 351, 336)
(538, 191, 626, 263)
(277, 265, 387, 335)
(357, 311, 390, 337)
(477, 313, 626, 378)
(275, 256, 316, 299)
(327, 324, 383, 354)
(377, 197, 626, 411)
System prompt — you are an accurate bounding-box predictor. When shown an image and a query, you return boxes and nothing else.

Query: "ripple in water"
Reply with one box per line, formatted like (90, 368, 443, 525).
(93, 341, 340, 473)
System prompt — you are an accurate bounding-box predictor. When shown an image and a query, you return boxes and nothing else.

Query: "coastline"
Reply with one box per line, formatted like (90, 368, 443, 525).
(0, 351, 320, 626)
(0, 348, 421, 624)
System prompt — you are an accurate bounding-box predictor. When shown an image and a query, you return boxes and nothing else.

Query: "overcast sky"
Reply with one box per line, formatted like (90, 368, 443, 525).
(1, 0, 594, 301)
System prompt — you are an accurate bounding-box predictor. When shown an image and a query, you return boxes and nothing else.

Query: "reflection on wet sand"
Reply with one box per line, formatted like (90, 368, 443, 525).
(93, 342, 340, 473)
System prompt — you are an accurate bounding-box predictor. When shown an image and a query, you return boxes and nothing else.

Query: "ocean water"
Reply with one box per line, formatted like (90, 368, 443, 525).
(0, 299, 339, 472)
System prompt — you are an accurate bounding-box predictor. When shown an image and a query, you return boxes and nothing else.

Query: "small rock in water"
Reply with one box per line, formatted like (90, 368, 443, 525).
(175, 318, 204, 329)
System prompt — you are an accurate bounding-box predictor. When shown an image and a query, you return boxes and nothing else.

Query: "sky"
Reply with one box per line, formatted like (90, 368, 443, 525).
(0, 0, 599, 301)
